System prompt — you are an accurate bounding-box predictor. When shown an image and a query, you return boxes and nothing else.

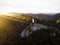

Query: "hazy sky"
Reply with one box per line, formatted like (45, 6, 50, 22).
(0, 0, 60, 13)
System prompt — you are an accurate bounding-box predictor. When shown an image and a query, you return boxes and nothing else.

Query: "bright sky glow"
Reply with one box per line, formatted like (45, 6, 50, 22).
(0, 0, 60, 13)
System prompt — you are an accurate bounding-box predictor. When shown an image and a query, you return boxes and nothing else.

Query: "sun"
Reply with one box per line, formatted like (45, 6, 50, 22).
(0, 11, 14, 16)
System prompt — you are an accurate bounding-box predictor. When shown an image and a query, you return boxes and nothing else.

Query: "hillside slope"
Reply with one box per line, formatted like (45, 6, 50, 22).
(0, 15, 32, 45)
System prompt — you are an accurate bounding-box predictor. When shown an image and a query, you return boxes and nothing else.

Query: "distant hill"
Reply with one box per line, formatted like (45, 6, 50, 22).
(25, 13, 55, 20)
(54, 13, 60, 19)
(5, 12, 60, 21)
